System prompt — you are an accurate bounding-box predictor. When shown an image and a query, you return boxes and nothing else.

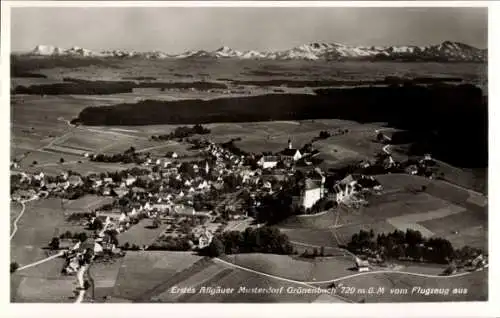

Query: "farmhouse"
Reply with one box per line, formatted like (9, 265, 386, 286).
(355, 257, 370, 272)
(383, 155, 396, 169)
(197, 230, 214, 249)
(172, 205, 196, 216)
(68, 175, 83, 187)
(112, 188, 129, 198)
(332, 175, 358, 203)
(96, 210, 124, 222)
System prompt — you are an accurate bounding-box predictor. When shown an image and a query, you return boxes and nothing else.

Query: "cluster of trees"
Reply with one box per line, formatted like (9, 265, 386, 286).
(313, 129, 349, 142)
(10, 262, 19, 273)
(147, 236, 193, 251)
(301, 246, 328, 258)
(121, 242, 142, 251)
(91, 147, 145, 164)
(204, 226, 294, 257)
(13, 77, 228, 96)
(308, 198, 335, 215)
(60, 188, 87, 200)
(58, 231, 89, 243)
(253, 172, 310, 224)
(13, 82, 134, 95)
(12, 71, 47, 78)
(346, 229, 482, 264)
(220, 138, 248, 157)
(88, 218, 104, 231)
(151, 124, 211, 141)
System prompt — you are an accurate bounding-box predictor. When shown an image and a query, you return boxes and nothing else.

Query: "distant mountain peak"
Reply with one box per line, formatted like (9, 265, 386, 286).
(23, 41, 486, 62)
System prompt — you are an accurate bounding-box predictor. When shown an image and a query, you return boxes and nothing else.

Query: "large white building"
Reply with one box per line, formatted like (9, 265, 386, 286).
(258, 156, 279, 169)
(301, 168, 326, 209)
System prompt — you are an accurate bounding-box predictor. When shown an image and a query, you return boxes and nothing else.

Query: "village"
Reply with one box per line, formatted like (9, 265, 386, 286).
(10, 126, 451, 282)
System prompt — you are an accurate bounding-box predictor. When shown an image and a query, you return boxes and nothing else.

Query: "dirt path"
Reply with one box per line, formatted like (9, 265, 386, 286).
(10, 197, 38, 240)
(16, 251, 65, 271)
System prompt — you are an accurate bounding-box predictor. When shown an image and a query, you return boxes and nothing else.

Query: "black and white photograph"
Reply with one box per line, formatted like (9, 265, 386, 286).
(4, 1, 492, 309)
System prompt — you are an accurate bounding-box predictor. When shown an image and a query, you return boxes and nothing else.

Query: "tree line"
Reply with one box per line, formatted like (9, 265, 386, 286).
(72, 84, 486, 168)
(346, 228, 483, 264)
(203, 226, 294, 257)
(151, 124, 211, 141)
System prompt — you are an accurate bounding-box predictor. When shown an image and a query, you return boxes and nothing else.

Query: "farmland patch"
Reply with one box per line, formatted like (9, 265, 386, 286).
(386, 205, 465, 237)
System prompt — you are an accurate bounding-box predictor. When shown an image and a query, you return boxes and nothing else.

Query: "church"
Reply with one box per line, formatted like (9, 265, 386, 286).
(280, 139, 302, 162)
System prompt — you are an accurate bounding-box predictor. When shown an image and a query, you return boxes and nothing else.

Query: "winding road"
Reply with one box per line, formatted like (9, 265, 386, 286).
(215, 256, 487, 285)
(10, 197, 38, 240)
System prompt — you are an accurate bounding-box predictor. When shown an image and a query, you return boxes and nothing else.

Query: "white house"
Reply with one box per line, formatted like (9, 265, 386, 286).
(258, 156, 279, 169)
(197, 180, 209, 190)
(125, 176, 137, 186)
(355, 257, 370, 272)
(171, 152, 178, 159)
(34, 172, 45, 181)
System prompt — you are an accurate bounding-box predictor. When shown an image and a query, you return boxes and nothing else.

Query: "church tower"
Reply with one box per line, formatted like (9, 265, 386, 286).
(288, 138, 292, 149)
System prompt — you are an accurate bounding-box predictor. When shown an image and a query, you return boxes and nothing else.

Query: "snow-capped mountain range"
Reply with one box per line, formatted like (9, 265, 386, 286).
(22, 41, 486, 62)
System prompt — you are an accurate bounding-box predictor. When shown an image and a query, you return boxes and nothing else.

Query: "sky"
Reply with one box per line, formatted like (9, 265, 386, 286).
(11, 7, 488, 53)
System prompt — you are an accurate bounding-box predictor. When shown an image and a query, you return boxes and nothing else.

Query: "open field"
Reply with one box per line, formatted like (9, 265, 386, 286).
(386, 205, 466, 237)
(11, 199, 67, 265)
(322, 269, 488, 303)
(118, 219, 168, 247)
(112, 251, 205, 300)
(152, 262, 232, 302)
(278, 210, 336, 230)
(13, 276, 76, 303)
(444, 226, 487, 251)
(17, 150, 83, 168)
(279, 174, 486, 252)
(224, 253, 355, 282)
(15, 58, 485, 86)
(64, 195, 114, 211)
(434, 160, 487, 194)
(16, 159, 135, 176)
(56, 128, 143, 153)
(280, 228, 338, 247)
